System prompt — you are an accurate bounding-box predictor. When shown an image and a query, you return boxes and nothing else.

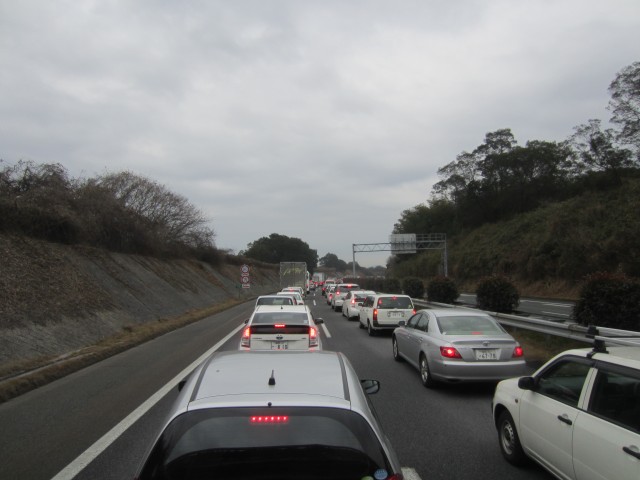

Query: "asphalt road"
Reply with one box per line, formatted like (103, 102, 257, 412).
(457, 293, 575, 321)
(0, 291, 553, 480)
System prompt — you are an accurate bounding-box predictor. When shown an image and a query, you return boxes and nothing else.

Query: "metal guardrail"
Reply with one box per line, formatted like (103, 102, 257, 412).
(413, 299, 640, 348)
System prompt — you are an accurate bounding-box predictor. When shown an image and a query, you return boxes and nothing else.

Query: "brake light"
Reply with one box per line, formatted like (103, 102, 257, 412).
(241, 327, 251, 347)
(274, 324, 285, 328)
(412, 309, 416, 314)
(251, 415, 289, 424)
(351, 298, 356, 305)
(309, 326, 319, 347)
(373, 309, 378, 321)
(440, 346, 462, 358)
(513, 346, 524, 358)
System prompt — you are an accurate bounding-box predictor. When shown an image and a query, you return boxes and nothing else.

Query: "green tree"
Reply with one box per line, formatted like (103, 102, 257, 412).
(608, 61, 640, 151)
(319, 253, 348, 271)
(242, 233, 318, 270)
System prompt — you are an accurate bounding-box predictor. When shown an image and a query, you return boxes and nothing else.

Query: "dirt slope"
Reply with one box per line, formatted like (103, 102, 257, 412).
(0, 234, 279, 367)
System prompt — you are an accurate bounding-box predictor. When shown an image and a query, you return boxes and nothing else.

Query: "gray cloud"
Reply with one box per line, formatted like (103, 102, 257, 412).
(1, 0, 638, 267)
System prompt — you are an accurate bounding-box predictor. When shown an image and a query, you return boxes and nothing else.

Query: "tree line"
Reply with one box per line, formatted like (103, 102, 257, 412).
(0, 163, 220, 263)
(394, 62, 640, 238)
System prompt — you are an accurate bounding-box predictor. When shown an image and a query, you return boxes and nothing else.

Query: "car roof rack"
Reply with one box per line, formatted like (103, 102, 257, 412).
(586, 326, 609, 358)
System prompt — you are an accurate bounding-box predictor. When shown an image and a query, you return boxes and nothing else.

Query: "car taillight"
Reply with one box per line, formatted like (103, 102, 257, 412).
(412, 309, 416, 314)
(373, 308, 378, 321)
(351, 298, 356, 305)
(513, 346, 524, 357)
(309, 327, 318, 347)
(274, 324, 285, 328)
(440, 346, 462, 358)
(241, 327, 251, 347)
(387, 474, 404, 480)
(250, 415, 289, 424)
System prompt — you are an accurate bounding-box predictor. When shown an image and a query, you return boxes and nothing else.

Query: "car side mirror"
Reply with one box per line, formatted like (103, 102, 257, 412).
(244, 318, 249, 324)
(398, 320, 406, 327)
(314, 318, 324, 324)
(518, 376, 536, 390)
(361, 379, 380, 395)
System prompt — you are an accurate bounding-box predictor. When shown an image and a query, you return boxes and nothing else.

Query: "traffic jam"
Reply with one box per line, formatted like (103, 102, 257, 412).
(135, 264, 640, 480)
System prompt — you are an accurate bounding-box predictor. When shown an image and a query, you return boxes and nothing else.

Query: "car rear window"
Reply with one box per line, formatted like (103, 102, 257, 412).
(138, 407, 394, 480)
(436, 315, 505, 335)
(377, 296, 413, 309)
(256, 297, 293, 306)
(252, 312, 309, 325)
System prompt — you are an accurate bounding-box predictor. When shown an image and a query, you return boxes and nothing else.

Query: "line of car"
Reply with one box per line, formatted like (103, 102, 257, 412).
(134, 287, 405, 479)
(321, 286, 640, 480)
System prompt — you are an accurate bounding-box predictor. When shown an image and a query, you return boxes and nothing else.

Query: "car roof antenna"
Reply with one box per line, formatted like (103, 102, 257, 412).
(268, 370, 276, 386)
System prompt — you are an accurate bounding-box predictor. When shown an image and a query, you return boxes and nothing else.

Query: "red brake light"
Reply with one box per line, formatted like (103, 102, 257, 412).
(513, 346, 524, 358)
(373, 308, 378, 321)
(241, 327, 251, 347)
(440, 346, 462, 358)
(309, 327, 317, 338)
(274, 324, 285, 328)
(251, 415, 289, 424)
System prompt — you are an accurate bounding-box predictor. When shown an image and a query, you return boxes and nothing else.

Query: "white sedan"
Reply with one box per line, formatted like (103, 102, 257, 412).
(492, 346, 640, 480)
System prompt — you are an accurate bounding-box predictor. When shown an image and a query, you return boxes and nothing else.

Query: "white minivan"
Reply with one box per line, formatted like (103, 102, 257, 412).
(358, 294, 415, 336)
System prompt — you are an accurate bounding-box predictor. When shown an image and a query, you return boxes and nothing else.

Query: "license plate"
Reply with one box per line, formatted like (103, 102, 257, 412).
(475, 349, 498, 360)
(389, 311, 404, 318)
(271, 341, 288, 350)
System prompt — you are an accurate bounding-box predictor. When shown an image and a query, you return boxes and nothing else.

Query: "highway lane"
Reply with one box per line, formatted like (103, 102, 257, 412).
(1, 291, 553, 479)
(458, 293, 574, 320)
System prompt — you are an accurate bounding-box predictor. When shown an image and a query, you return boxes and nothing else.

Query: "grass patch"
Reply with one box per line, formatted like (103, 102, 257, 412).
(0, 299, 245, 404)
(504, 325, 588, 366)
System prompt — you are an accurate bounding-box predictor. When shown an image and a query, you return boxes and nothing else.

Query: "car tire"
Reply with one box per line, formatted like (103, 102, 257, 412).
(367, 321, 376, 336)
(497, 410, 527, 466)
(392, 336, 403, 362)
(419, 354, 436, 388)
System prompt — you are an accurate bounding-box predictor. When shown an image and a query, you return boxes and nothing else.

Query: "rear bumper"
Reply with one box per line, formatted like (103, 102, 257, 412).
(430, 358, 527, 382)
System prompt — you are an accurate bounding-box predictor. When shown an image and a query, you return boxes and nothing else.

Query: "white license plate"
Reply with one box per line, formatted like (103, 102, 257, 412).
(271, 341, 288, 350)
(475, 349, 498, 360)
(389, 311, 404, 318)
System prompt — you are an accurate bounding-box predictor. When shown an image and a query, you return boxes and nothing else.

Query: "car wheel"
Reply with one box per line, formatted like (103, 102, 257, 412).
(419, 354, 436, 388)
(498, 410, 527, 466)
(367, 321, 375, 336)
(392, 336, 403, 362)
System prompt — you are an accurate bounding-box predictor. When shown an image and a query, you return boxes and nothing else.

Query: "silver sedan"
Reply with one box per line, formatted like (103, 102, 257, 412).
(392, 309, 527, 387)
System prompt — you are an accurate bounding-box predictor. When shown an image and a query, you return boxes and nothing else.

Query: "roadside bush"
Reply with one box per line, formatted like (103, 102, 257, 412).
(402, 277, 425, 298)
(383, 277, 401, 293)
(426, 276, 459, 304)
(476, 276, 519, 313)
(573, 272, 640, 331)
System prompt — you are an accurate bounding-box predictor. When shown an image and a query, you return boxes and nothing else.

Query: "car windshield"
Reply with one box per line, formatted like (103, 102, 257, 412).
(436, 315, 505, 335)
(138, 407, 393, 480)
(377, 297, 413, 309)
(251, 312, 309, 325)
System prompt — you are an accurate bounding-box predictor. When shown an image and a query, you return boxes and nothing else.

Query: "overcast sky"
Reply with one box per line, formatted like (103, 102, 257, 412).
(2, 1, 638, 267)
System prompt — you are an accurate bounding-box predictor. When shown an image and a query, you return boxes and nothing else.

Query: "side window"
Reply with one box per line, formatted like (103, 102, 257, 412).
(536, 359, 591, 407)
(415, 314, 429, 332)
(406, 313, 422, 328)
(589, 369, 640, 432)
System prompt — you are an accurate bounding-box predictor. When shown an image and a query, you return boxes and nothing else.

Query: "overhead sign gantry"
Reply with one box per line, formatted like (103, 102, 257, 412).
(352, 233, 448, 278)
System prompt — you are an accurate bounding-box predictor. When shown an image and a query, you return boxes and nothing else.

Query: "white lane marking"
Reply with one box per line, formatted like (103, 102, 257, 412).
(321, 323, 332, 338)
(313, 299, 317, 306)
(542, 311, 570, 317)
(402, 467, 422, 479)
(520, 300, 572, 308)
(51, 323, 245, 480)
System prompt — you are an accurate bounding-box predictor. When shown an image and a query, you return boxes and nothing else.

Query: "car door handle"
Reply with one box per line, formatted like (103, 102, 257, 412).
(623, 446, 640, 460)
(557, 414, 572, 426)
